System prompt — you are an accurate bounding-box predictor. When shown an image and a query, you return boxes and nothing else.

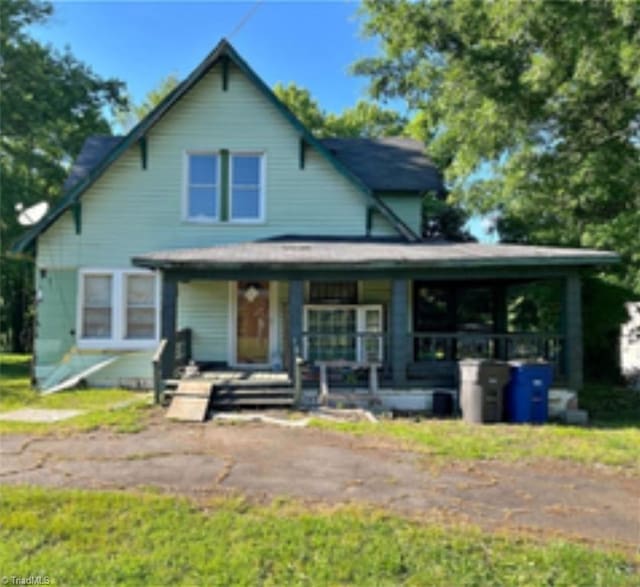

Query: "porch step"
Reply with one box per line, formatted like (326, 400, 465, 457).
(214, 387, 295, 398)
(212, 397, 295, 409)
(210, 386, 295, 411)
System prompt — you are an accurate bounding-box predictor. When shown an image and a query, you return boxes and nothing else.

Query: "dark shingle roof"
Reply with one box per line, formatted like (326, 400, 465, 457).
(63, 135, 124, 191)
(321, 137, 445, 194)
(132, 238, 619, 271)
(63, 135, 444, 197)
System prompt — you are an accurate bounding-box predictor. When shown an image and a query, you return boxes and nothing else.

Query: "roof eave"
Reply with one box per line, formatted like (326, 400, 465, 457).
(132, 253, 620, 272)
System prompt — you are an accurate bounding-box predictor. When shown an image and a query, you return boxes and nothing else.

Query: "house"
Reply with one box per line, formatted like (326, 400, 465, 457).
(13, 39, 618, 410)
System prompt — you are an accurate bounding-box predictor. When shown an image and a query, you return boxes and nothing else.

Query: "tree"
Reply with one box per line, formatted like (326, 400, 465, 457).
(355, 0, 640, 293)
(0, 0, 127, 351)
(274, 82, 406, 138)
(275, 81, 469, 240)
(116, 74, 180, 132)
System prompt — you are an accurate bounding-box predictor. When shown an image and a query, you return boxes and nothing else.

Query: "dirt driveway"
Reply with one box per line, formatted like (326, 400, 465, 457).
(1, 418, 638, 550)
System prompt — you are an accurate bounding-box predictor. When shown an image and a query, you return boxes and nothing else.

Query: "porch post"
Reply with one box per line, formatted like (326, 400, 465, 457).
(161, 273, 178, 379)
(288, 280, 304, 379)
(564, 272, 583, 390)
(391, 279, 409, 387)
(493, 283, 508, 360)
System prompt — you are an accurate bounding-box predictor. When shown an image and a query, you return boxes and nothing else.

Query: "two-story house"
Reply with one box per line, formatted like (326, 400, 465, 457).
(13, 40, 618, 411)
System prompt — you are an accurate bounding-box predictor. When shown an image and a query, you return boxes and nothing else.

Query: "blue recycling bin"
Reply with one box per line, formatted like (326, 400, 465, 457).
(505, 362, 553, 424)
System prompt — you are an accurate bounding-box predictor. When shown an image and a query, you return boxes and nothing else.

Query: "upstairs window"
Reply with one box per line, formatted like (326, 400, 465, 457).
(230, 154, 263, 221)
(185, 151, 264, 223)
(187, 153, 218, 221)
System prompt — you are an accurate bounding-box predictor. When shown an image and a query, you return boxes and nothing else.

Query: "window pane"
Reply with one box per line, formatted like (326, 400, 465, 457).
(126, 275, 155, 339)
(306, 308, 356, 361)
(232, 155, 260, 185)
(84, 275, 111, 306)
(126, 308, 155, 339)
(189, 154, 217, 184)
(127, 275, 154, 305)
(309, 282, 358, 304)
(231, 187, 260, 219)
(188, 186, 217, 218)
(83, 308, 111, 339)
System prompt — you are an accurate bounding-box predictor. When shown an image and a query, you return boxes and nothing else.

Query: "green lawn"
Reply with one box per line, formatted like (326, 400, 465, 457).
(310, 383, 640, 472)
(0, 354, 152, 434)
(1, 486, 637, 587)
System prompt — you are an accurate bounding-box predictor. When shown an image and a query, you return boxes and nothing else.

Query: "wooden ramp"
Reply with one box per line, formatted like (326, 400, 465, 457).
(166, 380, 212, 422)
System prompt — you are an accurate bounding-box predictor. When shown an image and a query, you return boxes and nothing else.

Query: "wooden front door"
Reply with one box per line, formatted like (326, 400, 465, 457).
(236, 281, 270, 364)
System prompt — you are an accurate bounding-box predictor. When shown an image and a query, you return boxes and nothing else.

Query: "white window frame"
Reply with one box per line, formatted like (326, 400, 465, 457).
(303, 304, 383, 362)
(183, 151, 221, 223)
(229, 151, 266, 223)
(77, 268, 160, 350)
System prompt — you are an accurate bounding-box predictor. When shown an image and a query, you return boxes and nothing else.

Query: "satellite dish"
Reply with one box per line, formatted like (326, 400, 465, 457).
(15, 201, 49, 226)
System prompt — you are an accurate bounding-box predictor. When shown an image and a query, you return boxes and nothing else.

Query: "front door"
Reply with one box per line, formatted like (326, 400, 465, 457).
(236, 281, 270, 364)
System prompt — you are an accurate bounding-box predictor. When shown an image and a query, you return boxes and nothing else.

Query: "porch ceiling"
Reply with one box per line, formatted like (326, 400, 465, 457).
(132, 236, 619, 273)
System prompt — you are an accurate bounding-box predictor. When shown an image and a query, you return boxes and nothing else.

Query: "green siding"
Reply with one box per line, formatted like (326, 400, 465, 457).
(34, 269, 77, 367)
(372, 195, 422, 237)
(86, 351, 154, 388)
(38, 63, 378, 269)
(177, 280, 229, 362)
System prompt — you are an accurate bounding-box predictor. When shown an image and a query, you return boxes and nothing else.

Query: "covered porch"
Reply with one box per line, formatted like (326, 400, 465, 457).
(133, 238, 618, 407)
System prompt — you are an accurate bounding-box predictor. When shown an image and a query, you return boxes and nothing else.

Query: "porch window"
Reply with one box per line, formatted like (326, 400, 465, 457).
(79, 270, 159, 348)
(186, 153, 218, 221)
(304, 305, 383, 362)
(230, 154, 263, 221)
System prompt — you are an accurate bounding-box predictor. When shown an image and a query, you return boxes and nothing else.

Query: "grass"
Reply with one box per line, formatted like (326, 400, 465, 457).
(0, 354, 152, 434)
(311, 384, 640, 472)
(0, 486, 637, 586)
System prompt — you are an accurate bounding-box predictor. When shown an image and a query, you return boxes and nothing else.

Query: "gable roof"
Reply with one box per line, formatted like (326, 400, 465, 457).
(61, 135, 446, 198)
(12, 39, 420, 254)
(62, 135, 123, 192)
(321, 137, 445, 194)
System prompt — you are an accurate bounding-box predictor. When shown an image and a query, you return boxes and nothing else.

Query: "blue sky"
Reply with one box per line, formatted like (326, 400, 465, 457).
(31, 1, 492, 241)
(31, 1, 377, 113)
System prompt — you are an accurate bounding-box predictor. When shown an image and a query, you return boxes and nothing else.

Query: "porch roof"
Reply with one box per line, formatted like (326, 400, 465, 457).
(132, 237, 619, 272)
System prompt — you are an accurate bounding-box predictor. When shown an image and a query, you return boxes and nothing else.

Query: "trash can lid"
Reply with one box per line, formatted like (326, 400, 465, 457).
(508, 360, 550, 367)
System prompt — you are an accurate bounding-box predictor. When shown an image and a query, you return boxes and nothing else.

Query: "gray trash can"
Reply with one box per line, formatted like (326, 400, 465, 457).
(458, 359, 510, 423)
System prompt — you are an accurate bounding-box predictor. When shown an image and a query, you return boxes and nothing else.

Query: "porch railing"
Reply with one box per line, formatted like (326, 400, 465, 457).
(175, 327, 193, 369)
(411, 331, 564, 376)
(151, 327, 193, 404)
(301, 331, 389, 364)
